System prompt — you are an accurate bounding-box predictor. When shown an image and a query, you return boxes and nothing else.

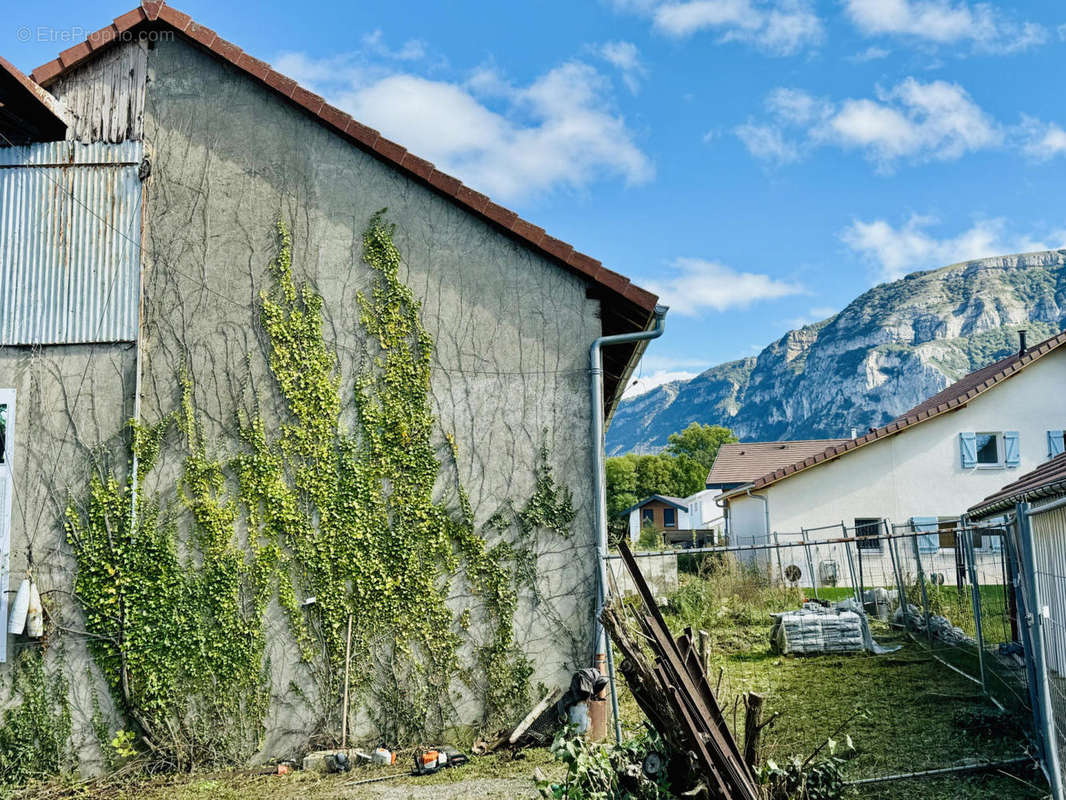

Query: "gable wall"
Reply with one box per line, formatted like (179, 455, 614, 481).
(137, 36, 602, 747)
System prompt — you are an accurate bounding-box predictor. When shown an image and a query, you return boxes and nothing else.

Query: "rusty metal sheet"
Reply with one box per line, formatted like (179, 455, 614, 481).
(0, 140, 142, 345)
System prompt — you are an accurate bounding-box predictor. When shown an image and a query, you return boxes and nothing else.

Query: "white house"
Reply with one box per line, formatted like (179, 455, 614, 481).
(717, 330, 1066, 586)
(623, 489, 725, 545)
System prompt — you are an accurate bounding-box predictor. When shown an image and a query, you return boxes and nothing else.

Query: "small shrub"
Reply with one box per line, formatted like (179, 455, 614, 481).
(536, 729, 676, 800)
(758, 736, 855, 800)
(637, 523, 664, 551)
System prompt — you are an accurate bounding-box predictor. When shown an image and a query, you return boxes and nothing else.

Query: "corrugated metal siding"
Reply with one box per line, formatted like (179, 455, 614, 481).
(0, 140, 142, 345)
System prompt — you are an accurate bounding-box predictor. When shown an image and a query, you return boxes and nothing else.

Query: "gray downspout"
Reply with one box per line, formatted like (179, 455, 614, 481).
(745, 487, 771, 547)
(591, 304, 668, 742)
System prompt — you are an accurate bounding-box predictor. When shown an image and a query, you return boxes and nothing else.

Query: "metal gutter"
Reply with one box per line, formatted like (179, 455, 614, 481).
(590, 303, 667, 742)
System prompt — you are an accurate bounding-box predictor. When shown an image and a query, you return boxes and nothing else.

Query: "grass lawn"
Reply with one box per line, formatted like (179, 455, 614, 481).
(632, 567, 1048, 799)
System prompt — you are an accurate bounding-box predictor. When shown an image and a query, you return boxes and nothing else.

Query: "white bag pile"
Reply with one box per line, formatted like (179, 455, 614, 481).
(770, 602, 872, 654)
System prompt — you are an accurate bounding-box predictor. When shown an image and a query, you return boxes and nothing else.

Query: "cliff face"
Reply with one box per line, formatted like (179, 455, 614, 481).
(607, 251, 1066, 455)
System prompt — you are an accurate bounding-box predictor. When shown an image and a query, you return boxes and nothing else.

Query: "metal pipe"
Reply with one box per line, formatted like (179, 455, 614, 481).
(591, 303, 667, 743)
(1026, 495, 1066, 517)
(600, 526, 1008, 560)
(845, 756, 1033, 786)
(129, 159, 147, 537)
(745, 487, 771, 543)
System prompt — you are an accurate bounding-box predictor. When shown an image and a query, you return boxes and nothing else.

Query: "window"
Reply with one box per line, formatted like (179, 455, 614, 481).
(663, 508, 676, 528)
(937, 519, 958, 549)
(976, 433, 1000, 465)
(641, 507, 654, 525)
(960, 431, 1020, 469)
(855, 518, 881, 550)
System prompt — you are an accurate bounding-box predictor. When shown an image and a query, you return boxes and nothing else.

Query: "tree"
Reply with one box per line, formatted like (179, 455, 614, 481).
(605, 424, 737, 543)
(666, 423, 738, 476)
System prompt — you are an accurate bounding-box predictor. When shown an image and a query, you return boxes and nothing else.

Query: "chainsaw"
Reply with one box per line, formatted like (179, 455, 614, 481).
(413, 745, 469, 775)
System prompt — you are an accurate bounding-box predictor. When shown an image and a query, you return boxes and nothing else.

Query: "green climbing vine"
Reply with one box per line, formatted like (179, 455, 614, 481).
(64, 394, 271, 766)
(61, 212, 578, 765)
(0, 648, 72, 791)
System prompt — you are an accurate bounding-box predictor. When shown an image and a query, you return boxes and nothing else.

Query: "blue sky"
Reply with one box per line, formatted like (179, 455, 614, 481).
(10, 1, 1066, 395)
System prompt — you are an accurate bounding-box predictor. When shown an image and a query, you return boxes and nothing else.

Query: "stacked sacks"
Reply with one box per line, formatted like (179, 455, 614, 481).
(770, 603, 866, 654)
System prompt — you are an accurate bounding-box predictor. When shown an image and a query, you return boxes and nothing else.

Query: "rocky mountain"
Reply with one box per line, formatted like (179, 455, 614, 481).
(607, 251, 1066, 455)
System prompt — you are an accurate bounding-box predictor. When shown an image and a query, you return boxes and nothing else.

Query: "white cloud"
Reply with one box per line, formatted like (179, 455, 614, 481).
(611, 0, 823, 55)
(274, 48, 652, 203)
(734, 121, 802, 164)
(1019, 115, 1066, 161)
(644, 258, 805, 316)
(841, 214, 1066, 281)
(737, 79, 1001, 169)
(595, 41, 647, 93)
(848, 45, 891, 62)
(623, 370, 699, 398)
(360, 30, 427, 61)
(843, 0, 1046, 53)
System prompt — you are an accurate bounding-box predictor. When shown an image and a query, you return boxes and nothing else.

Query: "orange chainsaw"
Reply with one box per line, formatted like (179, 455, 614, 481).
(413, 745, 469, 775)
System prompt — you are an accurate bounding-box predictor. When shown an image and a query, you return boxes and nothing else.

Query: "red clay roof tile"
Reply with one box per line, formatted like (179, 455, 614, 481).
(58, 41, 92, 68)
(157, 5, 193, 31)
(113, 8, 147, 30)
(291, 85, 324, 115)
(87, 26, 119, 49)
(185, 22, 218, 49)
(211, 38, 243, 66)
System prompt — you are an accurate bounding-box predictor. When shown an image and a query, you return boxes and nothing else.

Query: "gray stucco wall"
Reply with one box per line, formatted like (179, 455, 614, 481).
(0, 345, 133, 769)
(135, 37, 602, 751)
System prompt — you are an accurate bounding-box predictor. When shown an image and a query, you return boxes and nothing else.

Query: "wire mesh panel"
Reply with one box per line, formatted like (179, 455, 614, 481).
(1027, 500, 1066, 798)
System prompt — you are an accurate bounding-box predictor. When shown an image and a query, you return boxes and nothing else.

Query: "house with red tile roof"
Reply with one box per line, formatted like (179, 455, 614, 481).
(0, 1, 659, 761)
(717, 330, 1066, 587)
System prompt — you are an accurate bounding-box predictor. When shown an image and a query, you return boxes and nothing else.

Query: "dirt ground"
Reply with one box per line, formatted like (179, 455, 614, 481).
(16, 750, 560, 800)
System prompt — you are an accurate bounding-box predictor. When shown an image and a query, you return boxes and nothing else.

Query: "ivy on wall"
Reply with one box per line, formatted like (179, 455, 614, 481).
(54, 212, 577, 766)
(0, 648, 72, 789)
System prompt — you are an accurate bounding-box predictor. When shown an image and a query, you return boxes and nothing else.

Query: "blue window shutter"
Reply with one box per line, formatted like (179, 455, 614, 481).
(1004, 431, 1020, 467)
(911, 516, 939, 553)
(1048, 430, 1065, 458)
(959, 432, 977, 468)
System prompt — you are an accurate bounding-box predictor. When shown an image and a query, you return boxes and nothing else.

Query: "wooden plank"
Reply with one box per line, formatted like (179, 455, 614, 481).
(620, 543, 759, 799)
(678, 634, 749, 776)
(488, 687, 563, 751)
(654, 663, 733, 799)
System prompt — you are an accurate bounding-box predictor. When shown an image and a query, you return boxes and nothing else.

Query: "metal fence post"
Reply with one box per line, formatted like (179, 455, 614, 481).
(773, 531, 784, 586)
(911, 533, 934, 650)
(1017, 502, 1065, 800)
(887, 522, 910, 630)
(1006, 516, 1045, 744)
(962, 528, 987, 696)
(801, 528, 818, 600)
(841, 524, 862, 607)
